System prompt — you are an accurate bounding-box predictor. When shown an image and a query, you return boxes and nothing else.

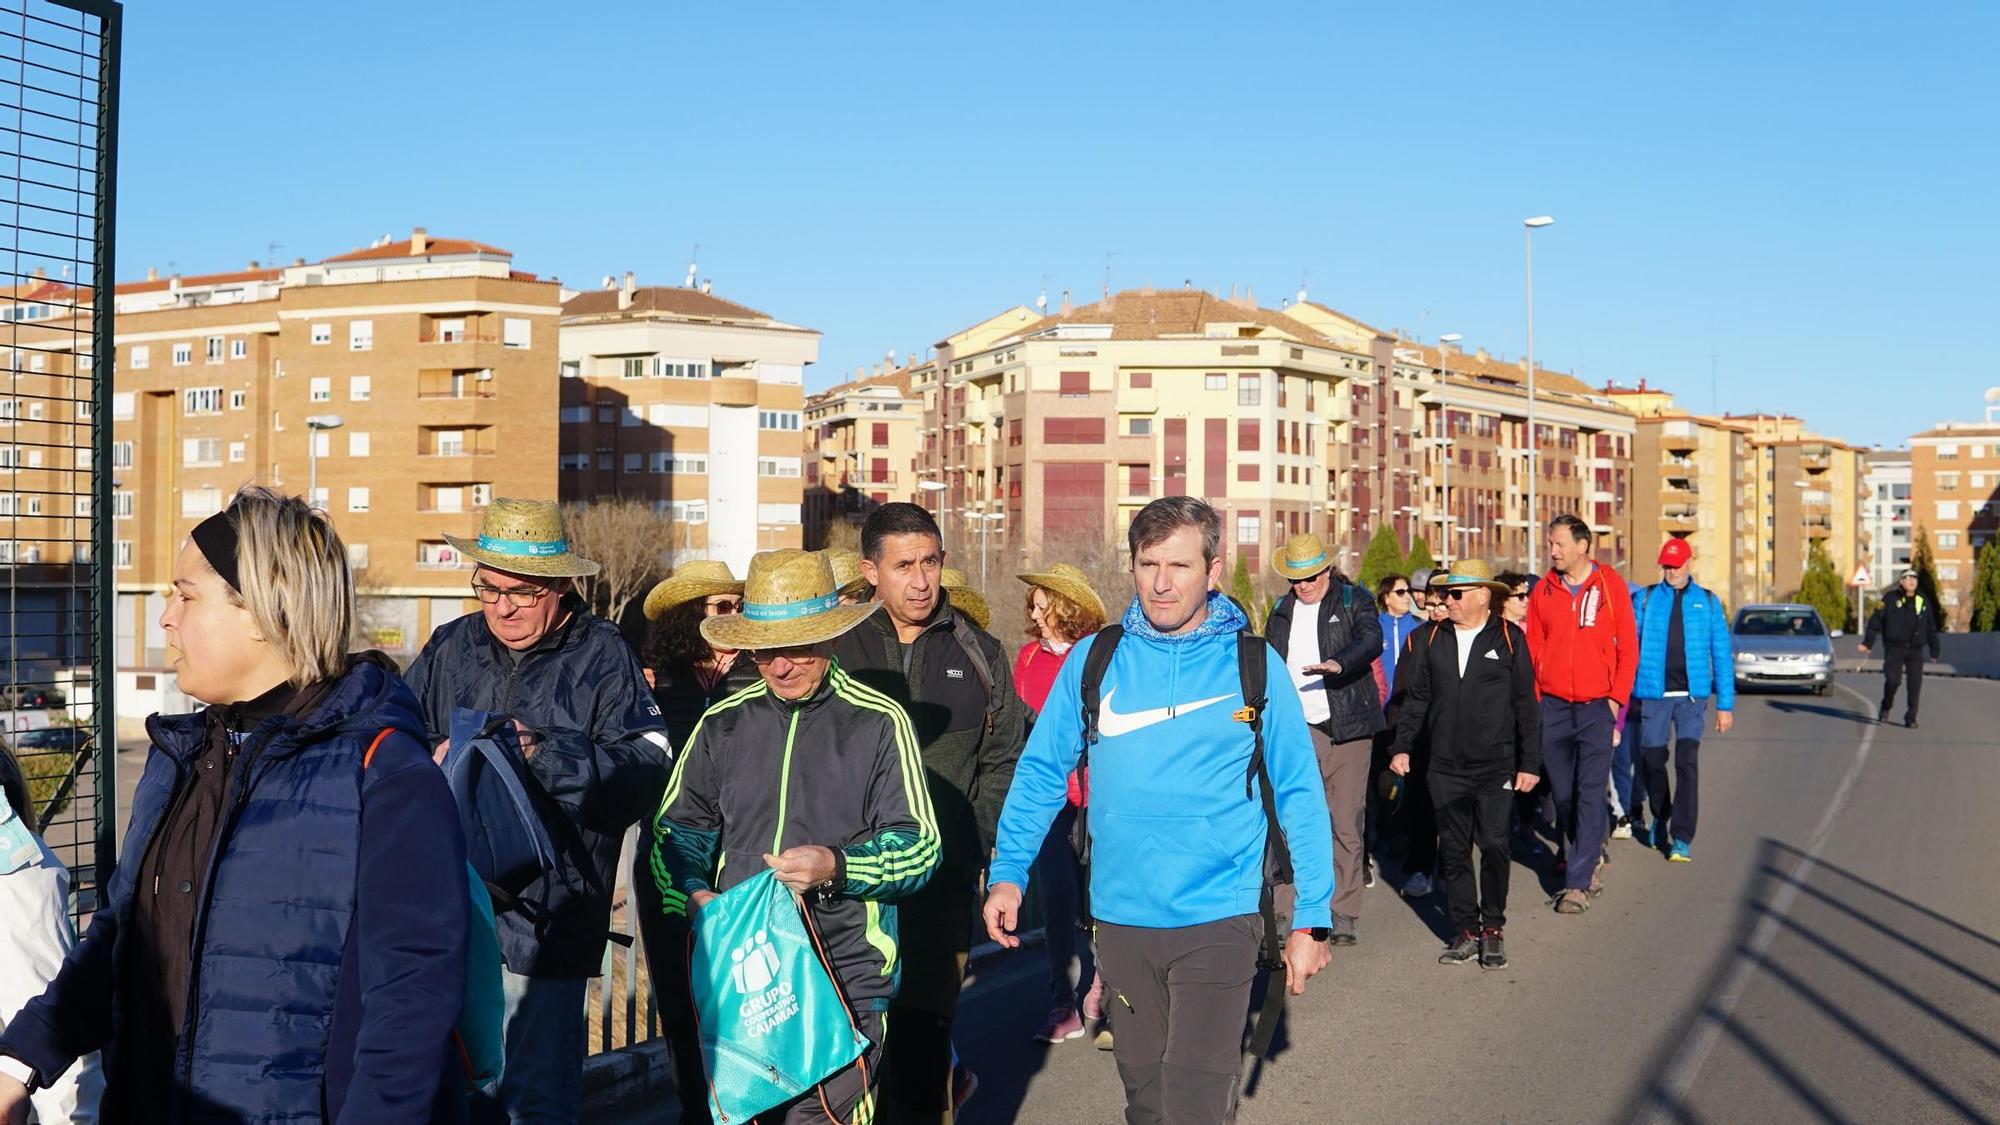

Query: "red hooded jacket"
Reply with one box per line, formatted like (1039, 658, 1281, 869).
(1526, 562, 1639, 708)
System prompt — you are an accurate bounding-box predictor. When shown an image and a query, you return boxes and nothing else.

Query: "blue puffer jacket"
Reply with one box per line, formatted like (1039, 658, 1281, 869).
(0, 655, 470, 1124)
(1631, 581, 1736, 710)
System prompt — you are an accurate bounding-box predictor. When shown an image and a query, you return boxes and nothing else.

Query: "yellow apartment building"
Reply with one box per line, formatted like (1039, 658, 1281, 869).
(558, 277, 819, 573)
(1606, 384, 1761, 609)
(803, 363, 923, 546)
(1908, 418, 2000, 628)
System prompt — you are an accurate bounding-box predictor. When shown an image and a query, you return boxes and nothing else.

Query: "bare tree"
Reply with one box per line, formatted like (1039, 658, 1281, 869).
(986, 526, 1135, 645)
(563, 499, 676, 623)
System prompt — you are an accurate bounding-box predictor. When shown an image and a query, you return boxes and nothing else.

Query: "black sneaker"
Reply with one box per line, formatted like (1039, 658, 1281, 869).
(1906, 716, 1919, 729)
(1479, 927, 1508, 969)
(1878, 706, 1891, 724)
(1439, 930, 1480, 965)
(1331, 913, 1358, 946)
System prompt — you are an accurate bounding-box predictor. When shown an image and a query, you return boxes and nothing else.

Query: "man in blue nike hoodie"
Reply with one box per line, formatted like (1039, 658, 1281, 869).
(984, 497, 1334, 1125)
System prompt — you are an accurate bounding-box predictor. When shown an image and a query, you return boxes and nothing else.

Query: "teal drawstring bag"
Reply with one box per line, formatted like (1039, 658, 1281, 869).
(688, 870, 868, 1123)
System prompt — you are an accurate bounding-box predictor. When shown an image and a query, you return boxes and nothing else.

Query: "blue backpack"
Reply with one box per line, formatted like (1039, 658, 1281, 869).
(444, 709, 560, 897)
(688, 870, 868, 1124)
(363, 728, 505, 1095)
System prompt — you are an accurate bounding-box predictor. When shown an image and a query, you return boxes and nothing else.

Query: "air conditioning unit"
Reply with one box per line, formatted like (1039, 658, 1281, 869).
(472, 484, 492, 507)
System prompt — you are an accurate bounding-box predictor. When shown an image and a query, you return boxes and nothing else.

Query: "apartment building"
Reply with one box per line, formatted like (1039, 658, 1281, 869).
(0, 270, 97, 573)
(1606, 384, 1760, 609)
(1908, 417, 2000, 628)
(911, 288, 1373, 581)
(558, 277, 819, 574)
(1862, 449, 1913, 593)
(802, 363, 923, 546)
(73, 230, 566, 666)
(1729, 413, 1869, 607)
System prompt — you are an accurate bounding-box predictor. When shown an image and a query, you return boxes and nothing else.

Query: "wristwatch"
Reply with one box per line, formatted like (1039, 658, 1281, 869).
(0, 1053, 39, 1093)
(1295, 927, 1332, 943)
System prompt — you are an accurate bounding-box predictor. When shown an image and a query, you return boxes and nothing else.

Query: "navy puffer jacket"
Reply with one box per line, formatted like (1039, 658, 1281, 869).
(0, 654, 470, 1124)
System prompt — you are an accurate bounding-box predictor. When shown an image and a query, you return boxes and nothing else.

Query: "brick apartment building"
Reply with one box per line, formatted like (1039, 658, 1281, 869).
(1908, 415, 2000, 628)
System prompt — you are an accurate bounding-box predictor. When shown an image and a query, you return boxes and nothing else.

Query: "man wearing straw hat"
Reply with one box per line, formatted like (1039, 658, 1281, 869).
(1388, 560, 1541, 970)
(1264, 533, 1384, 947)
(405, 498, 673, 1124)
(654, 548, 941, 1125)
(831, 503, 1028, 1122)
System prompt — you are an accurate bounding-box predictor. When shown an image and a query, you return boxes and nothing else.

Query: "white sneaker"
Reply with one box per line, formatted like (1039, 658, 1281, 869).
(1402, 871, 1433, 898)
(1611, 816, 1634, 841)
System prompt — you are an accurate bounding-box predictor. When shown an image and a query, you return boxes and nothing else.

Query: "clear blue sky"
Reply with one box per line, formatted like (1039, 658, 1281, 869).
(119, 1, 1996, 448)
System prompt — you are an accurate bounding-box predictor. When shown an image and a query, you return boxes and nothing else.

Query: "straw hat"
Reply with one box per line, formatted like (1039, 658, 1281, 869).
(1432, 559, 1512, 596)
(445, 498, 601, 579)
(642, 560, 744, 621)
(940, 567, 992, 631)
(1271, 533, 1335, 582)
(822, 547, 870, 599)
(1015, 562, 1107, 622)
(700, 549, 879, 651)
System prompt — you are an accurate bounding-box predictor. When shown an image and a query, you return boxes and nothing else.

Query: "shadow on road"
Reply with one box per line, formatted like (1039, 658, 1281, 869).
(1763, 700, 1876, 726)
(1621, 839, 2000, 1124)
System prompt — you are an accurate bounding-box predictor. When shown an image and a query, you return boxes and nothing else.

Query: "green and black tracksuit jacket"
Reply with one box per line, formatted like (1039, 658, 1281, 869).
(650, 662, 941, 1007)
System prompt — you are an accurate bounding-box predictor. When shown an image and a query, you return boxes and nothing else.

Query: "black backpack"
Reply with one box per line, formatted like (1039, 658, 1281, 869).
(1072, 624, 1295, 1060)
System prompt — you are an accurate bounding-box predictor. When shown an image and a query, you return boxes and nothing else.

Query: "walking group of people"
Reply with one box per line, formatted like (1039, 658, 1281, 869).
(0, 479, 1801, 1125)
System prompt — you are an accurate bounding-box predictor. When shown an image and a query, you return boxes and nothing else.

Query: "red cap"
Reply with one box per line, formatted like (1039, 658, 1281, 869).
(1658, 538, 1693, 568)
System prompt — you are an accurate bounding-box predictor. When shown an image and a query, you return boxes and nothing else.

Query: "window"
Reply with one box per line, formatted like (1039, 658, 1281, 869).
(229, 389, 246, 410)
(1938, 473, 1960, 491)
(172, 343, 192, 366)
(1238, 419, 1260, 452)
(502, 318, 531, 349)
(231, 338, 247, 360)
(113, 491, 133, 519)
(181, 487, 223, 517)
(1128, 417, 1152, 436)
(130, 344, 149, 368)
(621, 406, 643, 428)
(436, 430, 464, 457)
(871, 423, 889, 446)
(559, 406, 589, 424)
(116, 540, 132, 569)
(653, 358, 709, 379)
(436, 319, 466, 343)
(349, 432, 370, 457)
(183, 387, 224, 415)
(182, 437, 223, 466)
(419, 541, 460, 568)
(113, 392, 134, 419)
(309, 377, 331, 402)
(1937, 501, 1961, 521)
(1238, 374, 1262, 407)
(1938, 531, 1960, 549)
(22, 496, 38, 516)
(347, 544, 370, 570)
(1939, 563, 1960, 581)
(112, 441, 132, 469)
(757, 503, 802, 524)
(1205, 373, 1227, 391)
(559, 453, 590, 470)
(1059, 371, 1089, 397)
(1130, 372, 1153, 389)
(1237, 514, 1260, 544)
(311, 323, 332, 346)
(1937, 445, 1959, 461)
(350, 375, 371, 401)
(205, 336, 224, 363)
(596, 405, 616, 424)
(1044, 418, 1106, 445)
(1126, 463, 1151, 494)
(622, 357, 647, 380)
(650, 453, 708, 474)
(349, 320, 373, 350)
(228, 441, 245, 463)
(759, 411, 801, 431)
(624, 453, 643, 474)
(758, 456, 803, 478)
(560, 360, 580, 379)
(596, 452, 611, 470)
(1238, 463, 1260, 482)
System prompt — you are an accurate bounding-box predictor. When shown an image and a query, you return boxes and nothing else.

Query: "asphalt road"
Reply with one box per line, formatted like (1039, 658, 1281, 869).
(601, 671, 2000, 1124)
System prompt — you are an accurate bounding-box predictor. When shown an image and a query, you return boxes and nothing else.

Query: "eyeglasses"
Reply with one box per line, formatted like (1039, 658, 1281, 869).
(472, 582, 554, 609)
(1389, 587, 1412, 597)
(704, 598, 743, 616)
(748, 645, 820, 665)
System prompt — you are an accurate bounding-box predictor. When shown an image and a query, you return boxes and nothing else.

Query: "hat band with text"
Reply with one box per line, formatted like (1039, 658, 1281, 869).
(743, 591, 840, 621)
(478, 535, 569, 558)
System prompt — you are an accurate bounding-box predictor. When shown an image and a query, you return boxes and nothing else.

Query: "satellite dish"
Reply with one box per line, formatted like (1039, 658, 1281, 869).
(601, 275, 616, 289)
(1985, 386, 2000, 405)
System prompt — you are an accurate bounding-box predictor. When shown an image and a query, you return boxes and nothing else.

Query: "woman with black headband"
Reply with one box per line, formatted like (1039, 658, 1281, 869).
(0, 486, 472, 1124)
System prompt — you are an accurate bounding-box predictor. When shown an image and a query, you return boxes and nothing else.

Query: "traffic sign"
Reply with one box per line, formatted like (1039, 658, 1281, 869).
(1849, 564, 1874, 588)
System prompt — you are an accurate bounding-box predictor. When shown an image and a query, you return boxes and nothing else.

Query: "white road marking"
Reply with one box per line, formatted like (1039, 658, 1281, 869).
(1636, 683, 1881, 1124)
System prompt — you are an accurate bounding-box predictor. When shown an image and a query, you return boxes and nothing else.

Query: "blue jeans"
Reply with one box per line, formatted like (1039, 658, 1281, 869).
(1639, 696, 1709, 846)
(471, 970, 587, 1124)
(1611, 705, 1645, 821)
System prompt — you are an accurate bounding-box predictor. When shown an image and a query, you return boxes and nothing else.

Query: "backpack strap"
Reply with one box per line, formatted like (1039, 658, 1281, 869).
(950, 614, 1001, 735)
(1071, 624, 1126, 933)
(1236, 630, 1293, 1062)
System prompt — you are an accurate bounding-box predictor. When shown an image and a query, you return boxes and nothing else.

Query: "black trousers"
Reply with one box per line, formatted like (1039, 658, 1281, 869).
(1094, 916, 1261, 1125)
(633, 848, 711, 1124)
(1431, 769, 1515, 932)
(1881, 645, 1926, 720)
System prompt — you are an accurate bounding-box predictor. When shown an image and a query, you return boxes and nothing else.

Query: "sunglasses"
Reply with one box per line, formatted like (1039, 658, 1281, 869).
(1389, 587, 1412, 597)
(704, 598, 743, 616)
(1443, 588, 1475, 601)
(1288, 573, 1327, 586)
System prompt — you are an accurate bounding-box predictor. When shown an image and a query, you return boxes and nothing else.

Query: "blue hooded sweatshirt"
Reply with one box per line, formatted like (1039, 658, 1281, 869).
(989, 592, 1335, 931)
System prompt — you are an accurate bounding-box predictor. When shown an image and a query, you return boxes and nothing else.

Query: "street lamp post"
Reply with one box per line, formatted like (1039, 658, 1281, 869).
(1396, 505, 1421, 555)
(1523, 216, 1554, 556)
(917, 477, 948, 524)
(1437, 333, 1462, 567)
(964, 511, 1003, 588)
(305, 414, 344, 510)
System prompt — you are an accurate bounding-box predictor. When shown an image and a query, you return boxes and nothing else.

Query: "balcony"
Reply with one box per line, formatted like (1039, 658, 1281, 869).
(1663, 510, 1697, 534)
(1660, 420, 1700, 451)
(1659, 486, 1699, 507)
(415, 334, 506, 369)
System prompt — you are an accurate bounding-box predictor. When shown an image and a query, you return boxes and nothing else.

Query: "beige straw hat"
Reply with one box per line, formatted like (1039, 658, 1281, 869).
(822, 547, 870, 599)
(444, 498, 601, 579)
(642, 559, 745, 621)
(1432, 558, 1512, 596)
(940, 567, 992, 631)
(700, 549, 880, 651)
(1271, 533, 1335, 582)
(1014, 562, 1107, 622)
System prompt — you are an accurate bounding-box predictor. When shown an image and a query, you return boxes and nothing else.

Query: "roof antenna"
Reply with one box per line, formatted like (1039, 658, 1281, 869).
(684, 244, 700, 289)
(1297, 267, 1310, 306)
(267, 241, 284, 270)
(1103, 251, 1116, 300)
(1037, 274, 1048, 316)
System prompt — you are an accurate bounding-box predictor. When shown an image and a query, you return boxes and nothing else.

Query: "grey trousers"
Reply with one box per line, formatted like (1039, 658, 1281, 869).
(1312, 727, 1372, 920)
(1094, 915, 1261, 1125)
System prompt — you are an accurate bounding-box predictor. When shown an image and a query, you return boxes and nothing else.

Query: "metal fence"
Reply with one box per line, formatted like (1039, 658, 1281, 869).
(0, 0, 119, 916)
